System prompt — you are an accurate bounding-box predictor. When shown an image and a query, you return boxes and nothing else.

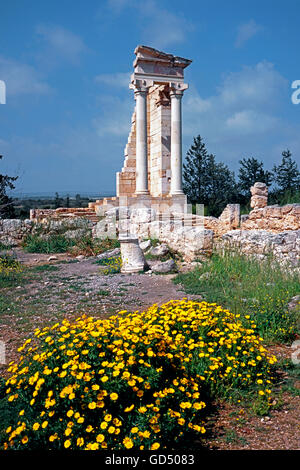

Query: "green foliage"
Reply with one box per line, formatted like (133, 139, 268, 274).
(22, 234, 74, 254)
(98, 256, 122, 275)
(238, 157, 273, 198)
(69, 236, 119, 257)
(183, 135, 237, 216)
(174, 250, 299, 343)
(272, 149, 300, 194)
(0, 155, 18, 219)
(0, 300, 277, 450)
(0, 253, 24, 288)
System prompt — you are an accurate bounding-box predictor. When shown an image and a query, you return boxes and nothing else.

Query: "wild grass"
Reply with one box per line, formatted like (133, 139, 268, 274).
(22, 234, 74, 254)
(174, 250, 299, 343)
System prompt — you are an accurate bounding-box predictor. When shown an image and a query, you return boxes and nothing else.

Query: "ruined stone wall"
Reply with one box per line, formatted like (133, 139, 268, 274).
(240, 204, 300, 232)
(218, 229, 300, 267)
(116, 84, 171, 198)
(30, 207, 99, 223)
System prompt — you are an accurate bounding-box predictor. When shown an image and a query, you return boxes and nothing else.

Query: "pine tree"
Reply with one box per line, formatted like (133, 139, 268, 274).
(183, 135, 237, 216)
(238, 157, 273, 197)
(0, 155, 18, 218)
(273, 149, 300, 193)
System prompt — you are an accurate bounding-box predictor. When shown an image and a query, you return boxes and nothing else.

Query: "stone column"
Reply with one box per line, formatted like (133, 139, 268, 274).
(119, 235, 147, 273)
(170, 84, 188, 195)
(134, 85, 149, 195)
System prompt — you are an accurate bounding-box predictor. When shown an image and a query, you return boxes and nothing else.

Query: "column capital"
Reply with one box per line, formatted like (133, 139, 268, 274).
(129, 78, 153, 94)
(169, 82, 188, 96)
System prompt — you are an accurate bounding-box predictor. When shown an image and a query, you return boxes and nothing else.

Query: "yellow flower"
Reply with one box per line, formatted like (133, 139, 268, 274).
(96, 434, 105, 443)
(151, 442, 160, 450)
(32, 423, 40, 431)
(64, 440, 71, 449)
(124, 404, 134, 412)
(77, 437, 84, 447)
(110, 392, 118, 401)
(123, 437, 134, 449)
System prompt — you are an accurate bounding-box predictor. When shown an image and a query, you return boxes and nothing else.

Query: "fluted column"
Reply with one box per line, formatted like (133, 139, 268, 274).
(134, 85, 149, 195)
(170, 85, 185, 195)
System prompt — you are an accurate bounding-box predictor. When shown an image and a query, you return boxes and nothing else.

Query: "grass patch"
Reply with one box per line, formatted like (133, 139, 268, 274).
(22, 234, 74, 254)
(0, 242, 13, 251)
(96, 289, 110, 296)
(69, 237, 120, 257)
(30, 264, 60, 273)
(174, 250, 299, 343)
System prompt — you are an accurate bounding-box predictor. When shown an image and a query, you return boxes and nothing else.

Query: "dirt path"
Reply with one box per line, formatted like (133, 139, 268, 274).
(0, 249, 202, 366)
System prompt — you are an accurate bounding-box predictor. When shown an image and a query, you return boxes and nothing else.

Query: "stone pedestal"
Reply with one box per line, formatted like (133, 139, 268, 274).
(119, 236, 147, 273)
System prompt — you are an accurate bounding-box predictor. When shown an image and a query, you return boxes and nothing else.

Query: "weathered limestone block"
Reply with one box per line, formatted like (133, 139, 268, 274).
(159, 227, 214, 262)
(151, 259, 177, 273)
(149, 243, 169, 257)
(218, 204, 240, 231)
(250, 182, 268, 209)
(119, 236, 148, 273)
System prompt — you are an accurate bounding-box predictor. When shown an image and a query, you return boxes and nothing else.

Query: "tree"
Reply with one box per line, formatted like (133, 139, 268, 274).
(238, 157, 273, 197)
(272, 149, 300, 193)
(0, 155, 18, 218)
(54, 192, 63, 209)
(183, 135, 237, 216)
(75, 193, 82, 208)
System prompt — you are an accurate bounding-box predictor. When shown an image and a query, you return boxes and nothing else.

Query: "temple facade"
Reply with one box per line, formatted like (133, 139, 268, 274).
(91, 45, 192, 215)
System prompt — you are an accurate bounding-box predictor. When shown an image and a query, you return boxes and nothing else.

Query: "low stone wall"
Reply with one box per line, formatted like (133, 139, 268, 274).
(241, 203, 300, 232)
(218, 229, 300, 267)
(30, 207, 99, 223)
(0, 217, 95, 247)
(0, 219, 33, 246)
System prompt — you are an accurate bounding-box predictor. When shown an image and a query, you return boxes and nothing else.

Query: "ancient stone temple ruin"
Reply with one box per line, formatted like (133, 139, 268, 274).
(90, 45, 192, 215)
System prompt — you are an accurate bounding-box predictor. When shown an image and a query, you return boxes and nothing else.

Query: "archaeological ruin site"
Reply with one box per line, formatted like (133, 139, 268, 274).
(1, 42, 300, 454)
(2, 45, 297, 270)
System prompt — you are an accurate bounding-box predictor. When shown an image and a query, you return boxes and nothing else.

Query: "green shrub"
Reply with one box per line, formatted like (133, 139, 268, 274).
(174, 251, 299, 343)
(22, 234, 74, 254)
(1, 300, 277, 451)
(0, 254, 24, 287)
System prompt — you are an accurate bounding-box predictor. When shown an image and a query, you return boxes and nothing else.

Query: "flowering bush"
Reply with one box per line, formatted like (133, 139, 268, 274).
(1, 300, 276, 450)
(0, 254, 23, 277)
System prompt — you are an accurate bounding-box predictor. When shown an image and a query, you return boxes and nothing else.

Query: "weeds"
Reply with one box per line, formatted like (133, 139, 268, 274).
(174, 250, 299, 343)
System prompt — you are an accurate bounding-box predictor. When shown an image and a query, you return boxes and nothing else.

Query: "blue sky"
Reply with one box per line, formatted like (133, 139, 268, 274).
(0, 0, 299, 195)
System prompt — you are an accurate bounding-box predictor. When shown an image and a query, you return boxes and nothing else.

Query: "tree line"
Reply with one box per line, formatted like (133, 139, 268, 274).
(1, 138, 300, 219)
(183, 135, 300, 216)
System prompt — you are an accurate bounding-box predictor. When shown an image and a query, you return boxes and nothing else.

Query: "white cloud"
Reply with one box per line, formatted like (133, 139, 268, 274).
(225, 110, 278, 135)
(92, 95, 133, 137)
(95, 72, 131, 88)
(36, 24, 87, 65)
(218, 61, 287, 109)
(235, 19, 263, 48)
(0, 55, 50, 96)
(182, 61, 289, 169)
